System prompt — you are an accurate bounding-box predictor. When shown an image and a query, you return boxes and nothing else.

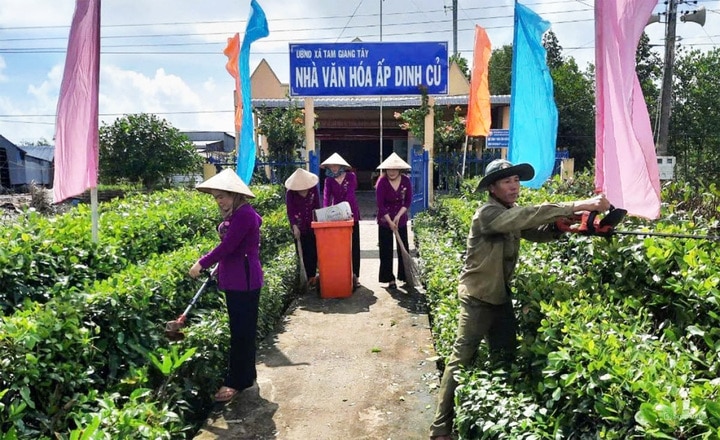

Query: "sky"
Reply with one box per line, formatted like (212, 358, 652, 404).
(0, 0, 718, 145)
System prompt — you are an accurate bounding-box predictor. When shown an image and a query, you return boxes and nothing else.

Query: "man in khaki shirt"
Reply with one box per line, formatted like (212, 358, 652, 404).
(429, 159, 610, 440)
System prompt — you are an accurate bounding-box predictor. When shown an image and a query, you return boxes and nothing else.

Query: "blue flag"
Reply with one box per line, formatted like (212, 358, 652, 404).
(237, 0, 269, 184)
(508, 2, 557, 188)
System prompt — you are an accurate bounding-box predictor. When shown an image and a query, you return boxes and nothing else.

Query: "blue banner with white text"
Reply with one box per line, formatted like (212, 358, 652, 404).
(289, 42, 449, 96)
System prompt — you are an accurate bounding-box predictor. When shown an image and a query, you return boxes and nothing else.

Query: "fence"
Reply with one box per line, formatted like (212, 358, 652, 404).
(433, 150, 501, 192)
(209, 151, 318, 186)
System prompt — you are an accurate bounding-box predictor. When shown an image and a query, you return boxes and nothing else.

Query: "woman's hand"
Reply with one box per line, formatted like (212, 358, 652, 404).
(392, 214, 402, 228)
(383, 214, 397, 231)
(189, 261, 203, 279)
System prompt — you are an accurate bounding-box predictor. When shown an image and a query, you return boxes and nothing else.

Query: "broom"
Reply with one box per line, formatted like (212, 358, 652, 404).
(295, 236, 309, 289)
(393, 229, 420, 287)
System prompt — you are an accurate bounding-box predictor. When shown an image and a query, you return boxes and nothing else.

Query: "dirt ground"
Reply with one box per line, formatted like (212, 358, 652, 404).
(193, 218, 442, 440)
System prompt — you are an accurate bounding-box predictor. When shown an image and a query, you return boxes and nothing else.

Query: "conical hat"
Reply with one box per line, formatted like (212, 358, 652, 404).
(377, 152, 411, 170)
(476, 159, 534, 191)
(196, 168, 255, 198)
(284, 168, 319, 191)
(320, 152, 351, 168)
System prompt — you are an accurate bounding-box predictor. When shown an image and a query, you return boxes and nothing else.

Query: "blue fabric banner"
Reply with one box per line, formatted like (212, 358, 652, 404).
(289, 42, 448, 96)
(237, 0, 269, 184)
(508, 2, 558, 188)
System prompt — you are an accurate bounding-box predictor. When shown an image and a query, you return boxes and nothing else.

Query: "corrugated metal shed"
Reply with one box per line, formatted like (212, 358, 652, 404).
(17, 145, 54, 162)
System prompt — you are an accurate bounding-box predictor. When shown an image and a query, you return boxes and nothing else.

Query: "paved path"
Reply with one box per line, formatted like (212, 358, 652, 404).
(194, 210, 440, 440)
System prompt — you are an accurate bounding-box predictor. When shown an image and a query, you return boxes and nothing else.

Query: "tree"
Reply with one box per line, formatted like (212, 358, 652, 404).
(488, 40, 595, 170)
(255, 97, 309, 160)
(551, 58, 596, 170)
(99, 113, 201, 189)
(450, 53, 470, 81)
(543, 30, 564, 69)
(669, 47, 720, 183)
(394, 87, 466, 154)
(488, 45, 513, 95)
(635, 32, 662, 128)
(18, 138, 52, 147)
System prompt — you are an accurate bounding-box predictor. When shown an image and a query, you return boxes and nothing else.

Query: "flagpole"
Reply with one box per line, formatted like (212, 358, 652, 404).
(461, 135, 468, 178)
(91, 187, 98, 241)
(92, 0, 101, 243)
(379, 0, 384, 165)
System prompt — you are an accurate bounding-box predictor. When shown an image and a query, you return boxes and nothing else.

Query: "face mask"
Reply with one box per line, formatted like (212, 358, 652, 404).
(325, 167, 346, 178)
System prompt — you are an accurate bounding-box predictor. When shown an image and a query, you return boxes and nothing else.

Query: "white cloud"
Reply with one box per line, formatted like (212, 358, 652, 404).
(99, 65, 234, 134)
(1, 0, 719, 145)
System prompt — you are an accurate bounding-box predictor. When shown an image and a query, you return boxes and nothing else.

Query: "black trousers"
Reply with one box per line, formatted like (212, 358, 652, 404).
(296, 230, 318, 278)
(223, 288, 261, 391)
(378, 225, 409, 283)
(352, 221, 360, 278)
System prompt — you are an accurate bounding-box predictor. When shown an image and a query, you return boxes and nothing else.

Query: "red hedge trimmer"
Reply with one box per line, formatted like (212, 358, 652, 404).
(165, 265, 218, 342)
(556, 207, 720, 241)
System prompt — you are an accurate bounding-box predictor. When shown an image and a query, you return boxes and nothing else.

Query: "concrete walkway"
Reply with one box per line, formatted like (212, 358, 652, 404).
(194, 204, 441, 439)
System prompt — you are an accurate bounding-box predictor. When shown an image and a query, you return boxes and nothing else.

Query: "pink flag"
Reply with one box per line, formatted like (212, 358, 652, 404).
(595, 0, 660, 219)
(466, 25, 492, 137)
(53, 0, 101, 203)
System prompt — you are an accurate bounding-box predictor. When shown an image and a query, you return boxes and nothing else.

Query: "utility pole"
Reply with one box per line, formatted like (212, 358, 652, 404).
(379, 0, 384, 164)
(654, 0, 705, 155)
(453, 0, 458, 56)
(656, 0, 678, 156)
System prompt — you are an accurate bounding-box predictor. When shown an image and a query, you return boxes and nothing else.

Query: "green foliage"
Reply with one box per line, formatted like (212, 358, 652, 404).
(488, 45, 512, 95)
(256, 97, 313, 160)
(393, 88, 468, 153)
(415, 180, 720, 438)
(413, 197, 476, 359)
(543, 30, 564, 70)
(670, 47, 720, 184)
(450, 53, 470, 80)
(0, 189, 217, 313)
(99, 113, 202, 189)
(636, 32, 662, 125)
(551, 59, 595, 170)
(0, 186, 301, 437)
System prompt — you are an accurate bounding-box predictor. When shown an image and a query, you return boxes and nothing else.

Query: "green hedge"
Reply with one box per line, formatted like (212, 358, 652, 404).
(0, 185, 285, 315)
(0, 186, 300, 438)
(415, 177, 720, 438)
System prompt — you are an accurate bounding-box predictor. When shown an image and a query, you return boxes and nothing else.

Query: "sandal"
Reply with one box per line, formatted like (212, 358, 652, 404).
(214, 386, 239, 403)
(388, 281, 397, 290)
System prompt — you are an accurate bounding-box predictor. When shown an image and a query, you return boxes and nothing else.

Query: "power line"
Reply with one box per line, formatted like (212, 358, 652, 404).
(0, 109, 233, 119)
(0, 2, 587, 32)
(0, 3, 600, 51)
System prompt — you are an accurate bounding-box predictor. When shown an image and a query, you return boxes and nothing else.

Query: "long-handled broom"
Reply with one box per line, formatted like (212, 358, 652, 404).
(393, 229, 420, 288)
(165, 265, 218, 341)
(295, 236, 309, 291)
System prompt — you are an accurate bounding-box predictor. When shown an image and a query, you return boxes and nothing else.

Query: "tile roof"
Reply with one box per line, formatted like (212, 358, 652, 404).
(253, 95, 511, 108)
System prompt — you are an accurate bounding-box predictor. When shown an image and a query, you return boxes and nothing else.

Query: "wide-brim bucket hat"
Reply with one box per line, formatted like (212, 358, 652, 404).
(320, 152, 351, 169)
(285, 168, 319, 191)
(476, 159, 534, 191)
(377, 152, 411, 170)
(196, 168, 255, 198)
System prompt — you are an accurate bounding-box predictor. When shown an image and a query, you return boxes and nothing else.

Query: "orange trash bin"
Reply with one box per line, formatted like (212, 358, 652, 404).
(311, 219, 354, 298)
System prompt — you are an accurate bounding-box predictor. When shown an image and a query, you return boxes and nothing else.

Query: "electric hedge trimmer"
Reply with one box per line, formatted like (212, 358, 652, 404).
(555, 206, 720, 241)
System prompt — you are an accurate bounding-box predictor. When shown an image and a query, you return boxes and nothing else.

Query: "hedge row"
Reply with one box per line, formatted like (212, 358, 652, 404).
(0, 186, 285, 314)
(0, 188, 300, 438)
(415, 177, 720, 438)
